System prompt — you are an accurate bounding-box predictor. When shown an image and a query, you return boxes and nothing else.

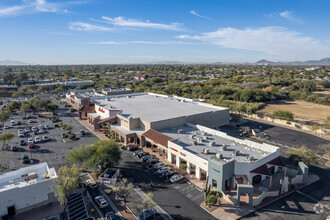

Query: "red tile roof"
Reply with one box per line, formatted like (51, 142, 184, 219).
(79, 104, 95, 113)
(250, 164, 271, 176)
(98, 115, 117, 124)
(143, 129, 173, 148)
(267, 157, 286, 167)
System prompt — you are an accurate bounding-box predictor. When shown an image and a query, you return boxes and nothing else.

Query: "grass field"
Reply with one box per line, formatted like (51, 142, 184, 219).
(260, 100, 330, 123)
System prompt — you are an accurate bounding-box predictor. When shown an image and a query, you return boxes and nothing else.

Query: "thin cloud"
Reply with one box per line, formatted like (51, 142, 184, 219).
(190, 10, 210, 20)
(90, 40, 189, 45)
(279, 10, 299, 22)
(177, 26, 330, 60)
(0, 0, 86, 17)
(69, 22, 113, 31)
(101, 16, 183, 31)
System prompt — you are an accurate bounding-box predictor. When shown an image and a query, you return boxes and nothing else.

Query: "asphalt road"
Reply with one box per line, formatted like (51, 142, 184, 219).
(117, 150, 215, 220)
(0, 106, 99, 174)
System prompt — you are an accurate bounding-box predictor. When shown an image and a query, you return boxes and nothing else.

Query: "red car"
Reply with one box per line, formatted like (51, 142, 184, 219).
(28, 143, 34, 149)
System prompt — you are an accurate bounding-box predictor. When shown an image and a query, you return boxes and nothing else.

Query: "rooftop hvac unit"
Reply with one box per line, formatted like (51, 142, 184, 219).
(107, 98, 111, 101)
(203, 136, 207, 141)
(191, 140, 197, 146)
(249, 156, 254, 161)
(216, 152, 223, 159)
(235, 150, 240, 156)
(197, 137, 203, 143)
(209, 141, 215, 147)
(223, 145, 227, 151)
(21, 172, 38, 182)
(203, 148, 210, 154)
(189, 135, 194, 139)
(178, 129, 183, 134)
(127, 96, 131, 98)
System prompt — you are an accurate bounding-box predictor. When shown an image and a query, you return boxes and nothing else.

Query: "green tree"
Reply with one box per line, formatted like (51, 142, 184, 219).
(117, 178, 134, 212)
(54, 164, 81, 212)
(0, 132, 15, 150)
(288, 145, 320, 165)
(133, 192, 156, 216)
(21, 101, 31, 114)
(13, 78, 21, 87)
(65, 140, 121, 171)
(9, 101, 19, 110)
(46, 103, 59, 114)
(0, 110, 10, 123)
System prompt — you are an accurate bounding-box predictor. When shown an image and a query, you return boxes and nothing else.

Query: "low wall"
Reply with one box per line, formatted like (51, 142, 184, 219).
(252, 190, 279, 206)
(222, 192, 238, 205)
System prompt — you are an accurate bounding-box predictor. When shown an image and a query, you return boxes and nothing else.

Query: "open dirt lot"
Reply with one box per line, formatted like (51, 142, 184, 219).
(260, 100, 330, 123)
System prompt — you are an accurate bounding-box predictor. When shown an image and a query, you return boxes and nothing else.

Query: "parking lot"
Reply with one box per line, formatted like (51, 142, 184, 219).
(0, 107, 99, 174)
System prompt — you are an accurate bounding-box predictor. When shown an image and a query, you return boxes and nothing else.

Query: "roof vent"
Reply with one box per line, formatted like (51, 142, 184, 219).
(209, 141, 215, 146)
(223, 145, 227, 151)
(216, 152, 223, 159)
(197, 137, 203, 143)
(203, 148, 210, 154)
(249, 156, 254, 161)
(235, 150, 240, 156)
(178, 129, 183, 134)
(191, 140, 197, 146)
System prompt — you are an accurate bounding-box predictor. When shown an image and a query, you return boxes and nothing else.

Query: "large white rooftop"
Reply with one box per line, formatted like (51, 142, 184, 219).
(160, 125, 275, 163)
(0, 163, 57, 192)
(92, 93, 227, 123)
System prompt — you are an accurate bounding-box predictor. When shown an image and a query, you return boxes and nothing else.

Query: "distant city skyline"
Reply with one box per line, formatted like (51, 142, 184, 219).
(1, 0, 330, 64)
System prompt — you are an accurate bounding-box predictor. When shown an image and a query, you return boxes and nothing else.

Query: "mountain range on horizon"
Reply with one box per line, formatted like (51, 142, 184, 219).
(1, 58, 330, 66)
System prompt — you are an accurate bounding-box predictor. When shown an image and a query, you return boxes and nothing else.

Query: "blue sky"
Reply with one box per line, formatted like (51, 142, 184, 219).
(0, 0, 330, 64)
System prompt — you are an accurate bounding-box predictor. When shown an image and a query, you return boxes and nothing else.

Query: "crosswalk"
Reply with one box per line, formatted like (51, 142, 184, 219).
(171, 182, 205, 205)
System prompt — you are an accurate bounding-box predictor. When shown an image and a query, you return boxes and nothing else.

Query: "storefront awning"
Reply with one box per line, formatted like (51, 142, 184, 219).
(250, 164, 271, 176)
(98, 115, 117, 124)
(143, 129, 173, 148)
(79, 104, 95, 113)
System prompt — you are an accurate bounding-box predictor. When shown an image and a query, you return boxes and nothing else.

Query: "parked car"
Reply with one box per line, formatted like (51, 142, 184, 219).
(38, 125, 43, 130)
(127, 145, 138, 151)
(162, 170, 175, 178)
(4, 124, 9, 129)
(34, 136, 41, 143)
(170, 174, 185, 183)
(137, 209, 158, 220)
(39, 129, 45, 134)
(28, 138, 34, 144)
(18, 129, 24, 133)
(32, 126, 38, 132)
(25, 127, 31, 132)
(94, 196, 108, 209)
(18, 132, 25, 137)
(10, 120, 15, 126)
(138, 152, 149, 158)
(133, 150, 143, 156)
(86, 180, 97, 190)
(154, 162, 166, 169)
(80, 130, 86, 136)
(42, 136, 48, 142)
(17, 121, 22, 125)
(44, 124, 49, 129)
(29, 119, 33, 123)
(22, 155, 30, 164)
(147, 158, 159, 164)
(19, 139, 26, 146)
(61, 133, 67, 138)
(28, 143, 34, 149)
(141, 155, 151, 162)
(157, 166, 170, 175)
(11, 145, 18, 151)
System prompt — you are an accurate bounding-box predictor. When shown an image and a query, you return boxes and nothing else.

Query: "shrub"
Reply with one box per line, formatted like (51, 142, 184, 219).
(104, 189, 112, 195)
(180, 164, 187, 171)
(286, 121, 291, 125)
(95, 171, 102, 179)
(205, 195, 218, 206)
(273, 110, 294, 120)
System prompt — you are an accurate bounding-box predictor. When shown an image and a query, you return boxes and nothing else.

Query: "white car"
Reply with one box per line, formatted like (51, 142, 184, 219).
(25, 127, 31, 132)
(28, 138, 34, 144)
(42, 136, 48, 142)
(154, 162, 166, 169)
(10, 120, 15, 126)
(38, 125, 43, 130)
(34, 136, 41, 143)
(18, 132, 24, 137)
(32, 126, 38, 132)
(39, 129, 45, 134)
(157, 166, 170, 174)
(170, 174, 185, 183)
(95, 196, 108, 209)
(4, 125, 9, 129)
(44, 124, 49, 129)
